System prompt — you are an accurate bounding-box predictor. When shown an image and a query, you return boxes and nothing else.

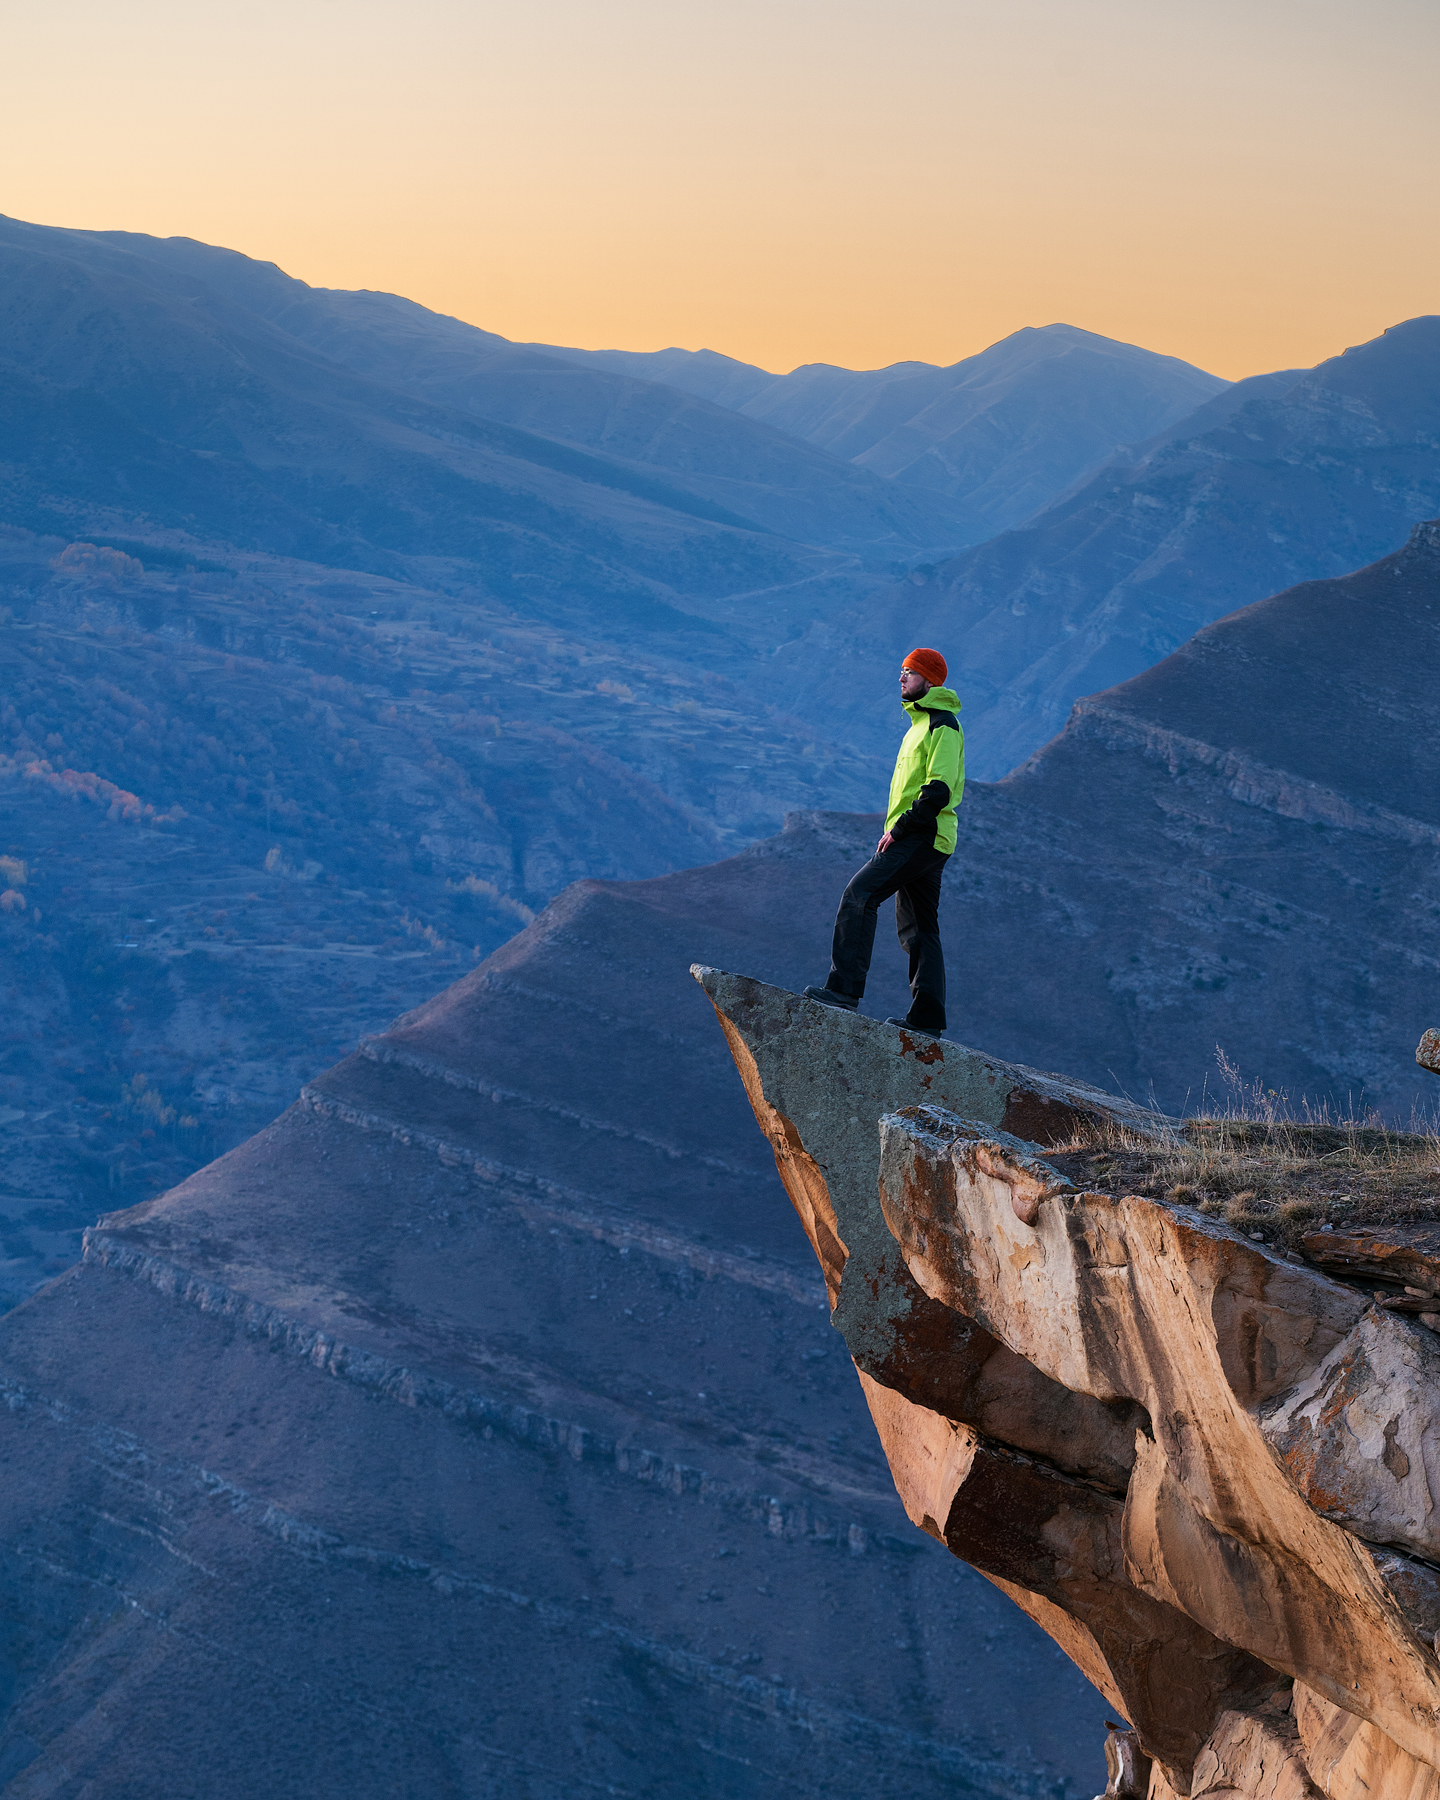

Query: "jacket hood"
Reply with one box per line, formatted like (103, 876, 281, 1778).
(904, 685, 960, 713)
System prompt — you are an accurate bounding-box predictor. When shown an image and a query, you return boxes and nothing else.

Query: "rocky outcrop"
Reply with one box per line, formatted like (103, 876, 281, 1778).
(697, 967, 1440, 1798)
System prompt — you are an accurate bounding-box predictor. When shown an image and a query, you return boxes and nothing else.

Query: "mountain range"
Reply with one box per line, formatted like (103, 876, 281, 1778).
(526, 306, 1440, 790)
(8, 204, 1440, 1798)
(0, 215, 1226, 577)
(5, 213, 1440, 1315)
(547, 323, 1228, 544)
(0, 215, 913, 607)
(5, 518, 1439, 1795)
(899, 317, 1440, 776)
(9, 213, 1440, 804)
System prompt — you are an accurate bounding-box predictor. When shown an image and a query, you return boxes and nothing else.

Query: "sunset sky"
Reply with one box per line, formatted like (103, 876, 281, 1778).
(4, 0, 1437, 380)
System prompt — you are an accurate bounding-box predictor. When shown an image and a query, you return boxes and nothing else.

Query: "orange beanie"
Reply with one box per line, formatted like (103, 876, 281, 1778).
(903, 647, 948, 686)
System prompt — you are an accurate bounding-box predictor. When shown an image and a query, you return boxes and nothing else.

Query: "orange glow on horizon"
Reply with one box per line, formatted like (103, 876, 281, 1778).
(2, 0, 1437, 382)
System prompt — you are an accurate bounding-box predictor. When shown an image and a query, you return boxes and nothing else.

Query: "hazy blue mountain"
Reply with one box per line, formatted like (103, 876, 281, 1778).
(248, 290, 953, 556)
(891, 316, 1440, 778)
(18, 208, 1440, 814)
(1117, 365, 1305, 461)
(12, 217, 1235, 568)
(55, 224, 952, 558)
(539, 341, 776, 409)
(740, 326, 1228, 540)
(551, 326, 1229, 544)
(0, 214, 953, 571)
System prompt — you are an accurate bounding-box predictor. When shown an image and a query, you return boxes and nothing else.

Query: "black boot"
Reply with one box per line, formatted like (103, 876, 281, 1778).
(802, 985, 858, 1012)
(885, 1015, 944, 1037)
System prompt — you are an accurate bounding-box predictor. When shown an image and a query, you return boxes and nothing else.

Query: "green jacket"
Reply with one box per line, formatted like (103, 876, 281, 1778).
(885, 685, 964, 855)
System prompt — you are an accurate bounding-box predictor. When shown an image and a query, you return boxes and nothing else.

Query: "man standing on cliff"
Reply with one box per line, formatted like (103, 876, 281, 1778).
(803, 647, 963, 1037)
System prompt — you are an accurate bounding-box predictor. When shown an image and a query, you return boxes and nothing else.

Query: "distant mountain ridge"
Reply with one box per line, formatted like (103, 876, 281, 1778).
(542, 342, 778, 410)
(5, 214, 1226, 557)
(544, 324, 1229, 545)
(0, 208, 1257, 803)
(0, 214, 949, 569)
(27, 218, 1225, 563)
(844, 316, 1440, 778)
(13, 209, 1440, 817)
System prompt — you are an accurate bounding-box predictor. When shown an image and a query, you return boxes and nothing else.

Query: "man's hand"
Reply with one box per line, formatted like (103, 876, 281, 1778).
(876, 831, 894, 854)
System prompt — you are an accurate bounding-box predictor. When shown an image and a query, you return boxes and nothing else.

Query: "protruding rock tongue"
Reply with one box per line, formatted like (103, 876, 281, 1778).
(698, 968, 1440, 1798)
(696, 970, 1275, 1789)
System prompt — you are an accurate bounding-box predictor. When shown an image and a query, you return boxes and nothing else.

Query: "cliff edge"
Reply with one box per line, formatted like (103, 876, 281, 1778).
(696, 966, 1440, 1800)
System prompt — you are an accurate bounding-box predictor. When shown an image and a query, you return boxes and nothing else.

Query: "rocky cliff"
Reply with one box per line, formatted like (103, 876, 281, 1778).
(698, 968, 1440, 1799)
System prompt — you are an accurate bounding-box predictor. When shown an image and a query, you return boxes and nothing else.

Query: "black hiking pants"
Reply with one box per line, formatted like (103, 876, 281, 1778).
(823, 836, 950, 1030)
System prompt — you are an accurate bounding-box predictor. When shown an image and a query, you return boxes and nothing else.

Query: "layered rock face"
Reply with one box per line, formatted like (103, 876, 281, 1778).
(698, 968, 1440, 1799)
(0, 928, 1114, 1797)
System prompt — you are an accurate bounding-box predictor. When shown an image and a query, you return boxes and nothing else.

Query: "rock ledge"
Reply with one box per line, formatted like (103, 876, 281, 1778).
(696, 967, 1440, 1800)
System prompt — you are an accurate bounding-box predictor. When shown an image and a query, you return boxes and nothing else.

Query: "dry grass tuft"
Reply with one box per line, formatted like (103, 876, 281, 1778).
(1042, 1051, 1440, 1249)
